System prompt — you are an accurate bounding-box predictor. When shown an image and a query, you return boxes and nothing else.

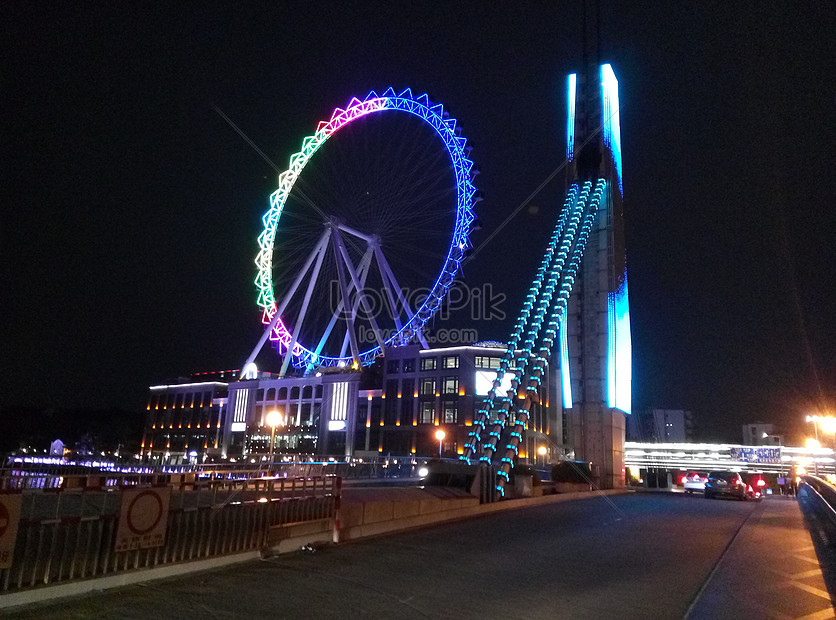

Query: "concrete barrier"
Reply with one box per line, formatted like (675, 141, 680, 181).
(333, 486, 628, 543)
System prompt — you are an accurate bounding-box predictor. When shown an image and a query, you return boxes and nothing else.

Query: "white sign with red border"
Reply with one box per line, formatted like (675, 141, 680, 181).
(114, 486, 172, 552)
(0, 493, 23, 569)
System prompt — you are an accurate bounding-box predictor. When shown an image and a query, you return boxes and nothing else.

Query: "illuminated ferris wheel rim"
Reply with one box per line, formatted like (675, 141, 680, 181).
(254, 87, 477, 369)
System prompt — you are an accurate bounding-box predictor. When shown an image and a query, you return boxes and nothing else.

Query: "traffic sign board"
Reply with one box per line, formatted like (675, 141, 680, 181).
(0, 494, 22, 569)
(114, 487, 171, 552)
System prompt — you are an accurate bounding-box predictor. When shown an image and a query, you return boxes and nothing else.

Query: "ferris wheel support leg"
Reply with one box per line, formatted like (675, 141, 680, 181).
(374, 247, 429, 349)
(241, 228, 331, 379)
(279, 235, 329, 377)
(331, 230, 362, 367)
(333, 228, 387, 354)
(314, 245, 374, 367)
(337, 247, 375, 360)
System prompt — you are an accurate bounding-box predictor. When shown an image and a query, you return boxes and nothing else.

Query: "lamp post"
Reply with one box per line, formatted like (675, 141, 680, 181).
(537, 445, 548, 465)
(266, 410, 283, 462)
(435, 429, 446, 458)
(807, 415, 836, 477)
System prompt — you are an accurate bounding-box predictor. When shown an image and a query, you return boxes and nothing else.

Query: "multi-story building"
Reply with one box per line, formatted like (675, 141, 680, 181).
(742, 422, 783, 446)
(142, 342, 560, 464)
(142, 370, 234, 460)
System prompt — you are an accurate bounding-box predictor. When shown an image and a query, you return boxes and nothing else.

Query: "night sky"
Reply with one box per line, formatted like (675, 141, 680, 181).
(3, 2, 835, 443)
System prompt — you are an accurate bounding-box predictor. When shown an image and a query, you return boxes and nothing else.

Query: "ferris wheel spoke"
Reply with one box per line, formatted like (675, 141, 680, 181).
(310, 244, 375, 370)
(374, 246, 429, 349)
(332, 227, 387, 354)
(279, 232, 329, 377)
(242, 227, 331, 378)
(331, 228, 362, 366)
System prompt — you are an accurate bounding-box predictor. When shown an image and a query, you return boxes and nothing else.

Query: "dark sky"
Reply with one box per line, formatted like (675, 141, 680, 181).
(3, 2, 835, 443)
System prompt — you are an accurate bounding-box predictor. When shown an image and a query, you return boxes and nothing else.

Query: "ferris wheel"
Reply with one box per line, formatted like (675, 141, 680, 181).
(243, 88, 479, 376)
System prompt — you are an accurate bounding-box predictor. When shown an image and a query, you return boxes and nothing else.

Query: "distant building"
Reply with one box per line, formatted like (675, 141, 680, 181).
(627, 408, 693, 443)
(742, 422, 783, 446)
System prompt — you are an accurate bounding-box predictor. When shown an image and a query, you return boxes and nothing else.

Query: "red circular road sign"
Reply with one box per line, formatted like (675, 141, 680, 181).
(126, 489, 164, 536)
(0, 502, 9, 538)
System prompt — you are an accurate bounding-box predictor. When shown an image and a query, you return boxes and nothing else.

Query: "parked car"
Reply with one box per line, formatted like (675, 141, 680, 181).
(704, 471, 761, 501)
(680, 472, 708, 494)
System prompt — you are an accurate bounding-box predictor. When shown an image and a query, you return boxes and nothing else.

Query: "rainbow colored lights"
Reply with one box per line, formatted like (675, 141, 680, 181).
(255, 89, 477, 369)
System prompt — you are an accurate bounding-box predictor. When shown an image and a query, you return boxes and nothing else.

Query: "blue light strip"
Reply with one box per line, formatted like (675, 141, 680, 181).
(567, 73, 577, 161)
(601, 65, 623, 196)
(607, 273, 632, 414)
(495, 179, 606, 494)
(460, 186, 579, 463)
(559, 304, 572, 408)
(478, 185, 588, 463)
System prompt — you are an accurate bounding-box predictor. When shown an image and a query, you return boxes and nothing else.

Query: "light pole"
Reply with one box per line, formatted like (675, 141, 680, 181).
(537, 445, 548, 465)
(435, 429, 446, 458)
(807, 415, 836, 477)
(266, 410, 283, 462)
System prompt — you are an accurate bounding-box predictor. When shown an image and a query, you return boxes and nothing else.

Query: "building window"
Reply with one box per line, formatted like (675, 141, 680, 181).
(420, 402, 435, 424)
(403, 359, 416, 372)
(402, 378, 414, 400)
(421, 357, 437, 371)
(442, 355, 459, 369)
(475, 356, 502, 369)
(441, 376, 459, 395)
(387, 360, 400, 374)
(420, 378, 436, 396)
(442, 400, 458, 424)
(315, 385, 323, 398)
(302, 385, 313, 399)
(290, 386, 300, 399)
(278, 387, 288, 400)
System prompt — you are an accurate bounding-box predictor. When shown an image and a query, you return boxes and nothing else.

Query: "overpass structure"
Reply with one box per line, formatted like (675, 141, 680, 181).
(625, 441, 836, 478)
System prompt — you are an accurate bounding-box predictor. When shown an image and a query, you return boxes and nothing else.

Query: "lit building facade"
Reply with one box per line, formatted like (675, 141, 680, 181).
(142, 343, 557, 463)
(142, 370, 233, 460)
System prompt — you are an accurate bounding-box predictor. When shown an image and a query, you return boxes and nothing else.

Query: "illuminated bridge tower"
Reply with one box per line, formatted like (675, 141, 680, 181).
(559, 64, 631, 488)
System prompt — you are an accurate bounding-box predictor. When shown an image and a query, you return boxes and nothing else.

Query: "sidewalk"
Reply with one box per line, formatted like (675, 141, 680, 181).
(687, 496, 835, 619)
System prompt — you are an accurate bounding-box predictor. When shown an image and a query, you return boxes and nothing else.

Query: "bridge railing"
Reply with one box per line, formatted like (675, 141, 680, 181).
(0, 475, 339, 595)
(799, 475, 836, 539)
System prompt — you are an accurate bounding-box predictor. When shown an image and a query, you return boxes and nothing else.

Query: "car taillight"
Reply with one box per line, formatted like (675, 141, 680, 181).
(702, 477, 708, 483)
(756, 479, 766, 487)
(680, 476, 687, 484)
(747, 485, 754, 492)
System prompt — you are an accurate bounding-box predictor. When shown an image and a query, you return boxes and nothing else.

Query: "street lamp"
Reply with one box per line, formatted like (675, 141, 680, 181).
(435, 429, 446, 458)
(266, 410, 283, 462)
(806, 415, 836, 476)
(537, 445, 548, 464)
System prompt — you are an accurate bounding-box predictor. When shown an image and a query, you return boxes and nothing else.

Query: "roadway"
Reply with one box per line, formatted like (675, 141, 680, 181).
(4, 491, 834, 619)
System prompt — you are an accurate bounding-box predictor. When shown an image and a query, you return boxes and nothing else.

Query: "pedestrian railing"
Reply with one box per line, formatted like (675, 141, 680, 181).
(0, 475, 339, 595)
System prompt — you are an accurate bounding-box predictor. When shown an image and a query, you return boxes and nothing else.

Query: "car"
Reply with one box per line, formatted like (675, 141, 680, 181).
(680, 472, 708, 494)
(704, 471, 761, 501)
(744, 474, 768, 499)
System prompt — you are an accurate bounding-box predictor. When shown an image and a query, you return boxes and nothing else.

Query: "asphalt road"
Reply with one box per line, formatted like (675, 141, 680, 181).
(4, 492, 832, 619)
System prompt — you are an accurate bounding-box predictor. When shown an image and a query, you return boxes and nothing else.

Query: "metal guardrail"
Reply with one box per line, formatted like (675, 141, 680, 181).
(0, 476, 338, 595)
(799, 475, 836, 537)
